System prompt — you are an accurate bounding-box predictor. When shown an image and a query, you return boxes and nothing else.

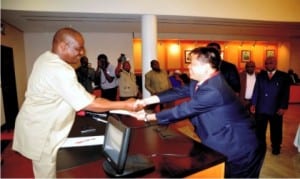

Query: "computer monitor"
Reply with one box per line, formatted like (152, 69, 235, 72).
(102, 114, 154, 177)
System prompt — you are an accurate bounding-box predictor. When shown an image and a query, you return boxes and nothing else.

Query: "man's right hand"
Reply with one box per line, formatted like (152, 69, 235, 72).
(133, 99, 147, 110)
(125, 98, 144, 112)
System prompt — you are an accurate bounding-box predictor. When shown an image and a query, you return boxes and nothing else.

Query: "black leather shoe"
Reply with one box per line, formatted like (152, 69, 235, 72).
(272, 149, 280, 155)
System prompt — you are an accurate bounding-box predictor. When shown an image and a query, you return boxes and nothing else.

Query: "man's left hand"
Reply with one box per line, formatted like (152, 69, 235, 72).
(277, 109, 286, 116)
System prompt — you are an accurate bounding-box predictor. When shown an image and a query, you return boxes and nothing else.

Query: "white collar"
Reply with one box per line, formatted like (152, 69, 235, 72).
(268, 70, 276, 75)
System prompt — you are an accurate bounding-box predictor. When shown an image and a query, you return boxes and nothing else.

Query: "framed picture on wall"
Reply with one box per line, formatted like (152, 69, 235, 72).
(184, 50, 192, 64)
(241, 50, 251, 62)
(266, 50, 275, 57)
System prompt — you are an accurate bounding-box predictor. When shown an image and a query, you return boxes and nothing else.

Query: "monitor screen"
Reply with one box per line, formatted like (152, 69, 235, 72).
(102, 115, 131, 174)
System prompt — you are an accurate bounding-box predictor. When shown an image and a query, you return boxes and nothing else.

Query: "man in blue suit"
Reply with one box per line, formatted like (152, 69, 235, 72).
(251, 57, 290, 155)
(134, 47, 265, 178)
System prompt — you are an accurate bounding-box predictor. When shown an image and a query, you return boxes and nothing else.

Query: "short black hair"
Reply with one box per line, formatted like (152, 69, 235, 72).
(150, 59, 158, 66)
(207, 42, 221, 51)
(80, 56, 88, 63)
(97, 54, 108, 61)
(190, 47, 221, 70)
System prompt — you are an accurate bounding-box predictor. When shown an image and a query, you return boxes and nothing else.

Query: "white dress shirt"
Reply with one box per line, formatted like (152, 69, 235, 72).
(245, 73, 256, 100)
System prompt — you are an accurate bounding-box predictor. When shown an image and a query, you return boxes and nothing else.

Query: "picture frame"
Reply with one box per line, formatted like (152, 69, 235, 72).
(184, 50, 191, 64)
(241, 50, 251, 62)
(266, 50, 275, 58)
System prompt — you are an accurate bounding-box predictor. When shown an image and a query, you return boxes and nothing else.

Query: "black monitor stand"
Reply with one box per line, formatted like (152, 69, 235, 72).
(103, 154, 155, 177)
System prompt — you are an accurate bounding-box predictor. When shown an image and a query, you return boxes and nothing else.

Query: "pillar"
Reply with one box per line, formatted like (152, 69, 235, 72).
(141, 14, 157, 98)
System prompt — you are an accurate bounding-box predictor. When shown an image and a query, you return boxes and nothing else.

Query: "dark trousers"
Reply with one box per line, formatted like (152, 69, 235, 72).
(255, 113, 283, 150)
(101, 87, 118, 101)
(225, 143, 266, 178)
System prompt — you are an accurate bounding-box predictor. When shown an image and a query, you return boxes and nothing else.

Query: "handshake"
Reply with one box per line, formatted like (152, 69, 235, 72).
(122, 96, 160, 122)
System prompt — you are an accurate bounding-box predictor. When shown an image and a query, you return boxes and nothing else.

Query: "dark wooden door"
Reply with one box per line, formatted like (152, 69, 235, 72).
(1, 45, 19, 130)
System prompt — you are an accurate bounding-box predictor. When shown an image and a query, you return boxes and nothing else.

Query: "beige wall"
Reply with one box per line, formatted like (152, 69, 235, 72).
(3, 0, 300, 22)
(23, 32, 134, 76)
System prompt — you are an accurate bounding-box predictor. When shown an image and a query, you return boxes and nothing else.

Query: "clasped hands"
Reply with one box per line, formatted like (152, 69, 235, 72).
(134, 99, 149, 121)
(126, 96, 160, 121)
(124, 99, 150, 121)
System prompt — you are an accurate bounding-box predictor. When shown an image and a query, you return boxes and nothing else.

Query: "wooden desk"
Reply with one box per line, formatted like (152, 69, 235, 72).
(56, 115, 226, 178)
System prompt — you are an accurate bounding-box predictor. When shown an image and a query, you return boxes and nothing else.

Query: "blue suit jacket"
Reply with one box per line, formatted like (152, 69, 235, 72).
(156, 73, 258, 164)
(251, 70, 290, 115)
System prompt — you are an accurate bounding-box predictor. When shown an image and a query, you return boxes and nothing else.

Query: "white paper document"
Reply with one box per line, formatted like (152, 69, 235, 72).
(60, 135, 104, 148)
(110, 109, 137, 117)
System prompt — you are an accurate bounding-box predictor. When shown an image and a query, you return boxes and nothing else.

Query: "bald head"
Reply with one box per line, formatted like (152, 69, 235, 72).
(51, 27, 85, 64)
(265, 57, 277, 72)
(52, 28, 83, 50)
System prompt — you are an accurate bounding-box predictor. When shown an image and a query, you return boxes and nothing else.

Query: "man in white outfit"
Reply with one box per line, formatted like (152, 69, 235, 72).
(12, 27, 141, 178)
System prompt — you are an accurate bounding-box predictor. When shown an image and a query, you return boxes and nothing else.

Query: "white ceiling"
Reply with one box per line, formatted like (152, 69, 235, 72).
(2, 10, 300, 40)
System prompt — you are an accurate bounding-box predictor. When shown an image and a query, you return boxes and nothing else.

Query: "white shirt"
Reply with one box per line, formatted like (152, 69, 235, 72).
(100, 63, 118, 89)
(13, 51, 94, 161)
(245, 73, 256, 99)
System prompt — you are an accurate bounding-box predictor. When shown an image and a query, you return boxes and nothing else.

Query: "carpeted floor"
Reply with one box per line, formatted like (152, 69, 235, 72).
(1, 130, 34, 178)
(1, 141, 34, 178)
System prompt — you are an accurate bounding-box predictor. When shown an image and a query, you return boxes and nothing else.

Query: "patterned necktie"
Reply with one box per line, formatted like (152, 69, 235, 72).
(268, 72, 273, 79)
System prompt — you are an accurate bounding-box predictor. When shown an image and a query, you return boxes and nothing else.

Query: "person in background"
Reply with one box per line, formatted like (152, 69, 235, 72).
(288, 68, 300, 84)
(207, 42, 241, 94)
(145, 60, 171, 95)
(76, 56, 95, 93)
(239, 61, 257, 111)
(134, 47, 265, 178)
(169, 70, 184, 88)
(251, 56, 290, 155)
(179, 72, 191, 85)
(115, 53, 127, 80)
(145, 59, 171, 111)
(12, 27, 142, 178)
(117, 60, 140, 100)
(94, 54, 119, 101)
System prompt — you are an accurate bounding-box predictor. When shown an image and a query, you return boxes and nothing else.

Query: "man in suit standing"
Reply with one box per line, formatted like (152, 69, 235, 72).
(251, 57, 290, 155)
(207, 42, 241, 94)
(239, 61, 257, 110)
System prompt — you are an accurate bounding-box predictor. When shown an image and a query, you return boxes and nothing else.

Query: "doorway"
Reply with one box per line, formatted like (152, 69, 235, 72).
(1, 45, 19, 130)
